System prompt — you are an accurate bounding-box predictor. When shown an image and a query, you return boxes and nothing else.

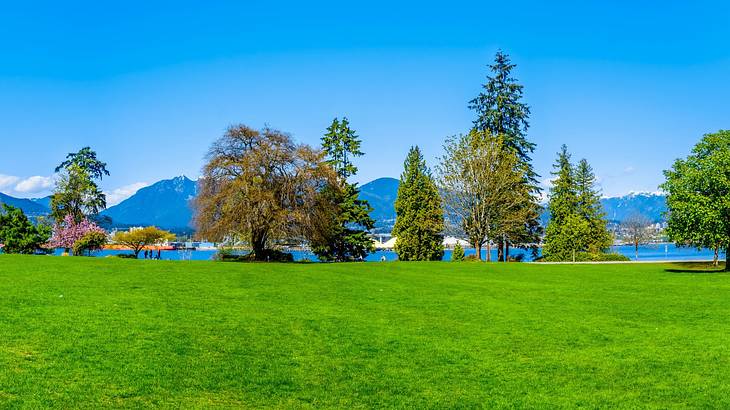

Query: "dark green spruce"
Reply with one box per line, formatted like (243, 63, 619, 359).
(392, 146, 444, 261)
(311, 117, 375, 262)
(574, 158, 611, 253)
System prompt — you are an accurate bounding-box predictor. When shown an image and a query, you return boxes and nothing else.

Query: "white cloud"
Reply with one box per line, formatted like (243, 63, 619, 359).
(0, 174, 20, 190)
(13, 176, 54, 194)
(105, 182, 148, 206)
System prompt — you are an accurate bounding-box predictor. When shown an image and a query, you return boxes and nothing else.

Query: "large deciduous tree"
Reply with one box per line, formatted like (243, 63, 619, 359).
(438, 131, 535, 261)
(51, 147, 109, 224)
(468, 50, 541, 260)
(392, 146, 444, 261)
(661, 130, 729, 270)
(310, 118, 374, 262)
(194, 125, 336, 261)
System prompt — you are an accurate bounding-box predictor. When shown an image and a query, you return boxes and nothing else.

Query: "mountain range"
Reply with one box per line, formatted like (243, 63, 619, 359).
(0, 192, 50, 216)
(1, 176, 667, 231)
(101, 176, 198, 231)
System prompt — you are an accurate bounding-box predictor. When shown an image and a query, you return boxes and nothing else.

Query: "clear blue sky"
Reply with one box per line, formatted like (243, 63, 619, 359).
(1, 1, 728, 203)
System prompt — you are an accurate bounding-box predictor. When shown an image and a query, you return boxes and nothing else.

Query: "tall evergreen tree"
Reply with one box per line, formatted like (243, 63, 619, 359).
(469, 51, 541, 260)
(321, 117, 362, 179)
(543, 146, 611, 260)
(547, 145, 577, 225)
(574, 159, 611, 252)
(311, 117, 374, 262)
(469, 51, 536, 180)
(392, 146, 444, 261)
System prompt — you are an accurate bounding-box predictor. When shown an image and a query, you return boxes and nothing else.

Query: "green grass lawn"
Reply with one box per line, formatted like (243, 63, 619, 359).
(0, 256, 728, 408)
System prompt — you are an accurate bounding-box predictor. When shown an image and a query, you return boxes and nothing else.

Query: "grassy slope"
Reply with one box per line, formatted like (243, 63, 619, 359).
(0, 256, 728, 408)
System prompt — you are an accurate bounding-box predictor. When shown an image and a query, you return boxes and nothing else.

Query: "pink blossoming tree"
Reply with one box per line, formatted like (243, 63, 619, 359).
(48, 214, 107, 255)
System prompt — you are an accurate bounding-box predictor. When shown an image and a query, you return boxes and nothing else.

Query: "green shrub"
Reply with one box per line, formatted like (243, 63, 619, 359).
(540, 252, 630, 262)
(73, 231, 107, 256)
(116, 254, 137, 259)
(593, 253, 630, 261)
(464, 254, 480, 262)
(451, 243, 465, 261)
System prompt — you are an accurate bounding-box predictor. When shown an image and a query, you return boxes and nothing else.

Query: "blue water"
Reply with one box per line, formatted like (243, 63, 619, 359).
(47, 243, 724, 262)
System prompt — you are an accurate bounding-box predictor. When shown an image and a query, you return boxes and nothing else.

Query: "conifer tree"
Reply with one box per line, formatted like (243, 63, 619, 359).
(574, 159, 611, 252)
(469, 51, 534, 169)
(392, 146, 444, 261)
(451, 243, 465, 261)
(543, 146, 611, 260)
(311, 117, 374, 262)
(547, 145, 577, 225)
(469, 51, 542, 260)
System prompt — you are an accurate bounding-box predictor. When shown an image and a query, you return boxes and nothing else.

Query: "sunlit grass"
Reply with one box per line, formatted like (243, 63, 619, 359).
(0, 255, 728, 408)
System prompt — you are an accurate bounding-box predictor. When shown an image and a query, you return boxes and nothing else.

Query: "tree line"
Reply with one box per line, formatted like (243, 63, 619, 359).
(0, 52, 727, 269)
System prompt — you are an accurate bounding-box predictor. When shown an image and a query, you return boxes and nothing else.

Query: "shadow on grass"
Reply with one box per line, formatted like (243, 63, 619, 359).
(665, 261, 727, 274)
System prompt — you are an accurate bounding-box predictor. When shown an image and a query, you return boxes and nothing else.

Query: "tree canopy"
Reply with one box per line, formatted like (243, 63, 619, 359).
(51, 147, 108, 224)
(0, 205, 51, 254)
(661, 130, 729, 270)
(55, 146, 110, 181)
(194, 125, 336, 261)
(48, 214, 106, 254)
(112, 227, 175, 258)
(438, 131, 536, 261)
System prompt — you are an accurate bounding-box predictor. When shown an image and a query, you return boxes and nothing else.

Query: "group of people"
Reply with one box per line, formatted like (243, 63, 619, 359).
(143, 249, 162, 260)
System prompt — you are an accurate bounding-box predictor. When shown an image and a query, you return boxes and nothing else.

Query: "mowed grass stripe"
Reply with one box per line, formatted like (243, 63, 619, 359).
(0, 255, 728, 408)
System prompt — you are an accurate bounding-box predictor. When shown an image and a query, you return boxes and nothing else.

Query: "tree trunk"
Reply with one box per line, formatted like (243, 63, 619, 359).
(475, 243, 482, 261)
(486, 242, 491, 262)
(505, 242, 510, 263)
(713, 246, 719, 267)
(251, 230, 268, 261)
(635, 241, 639, 260)
(725, 245, 729, 272)
(497, 239, 504, 262)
